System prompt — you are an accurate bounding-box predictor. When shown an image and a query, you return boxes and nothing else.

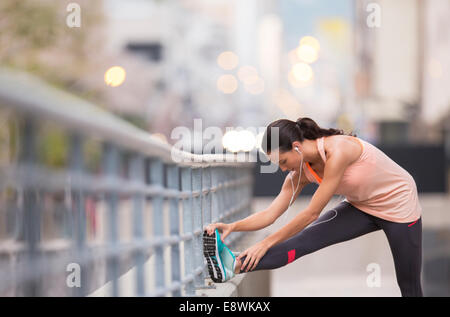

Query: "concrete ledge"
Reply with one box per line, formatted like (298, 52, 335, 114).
(196, 230, 271, 297)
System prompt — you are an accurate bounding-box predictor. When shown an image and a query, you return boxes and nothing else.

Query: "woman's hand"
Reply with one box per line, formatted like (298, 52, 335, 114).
(236, 240, 270, 272)
(204, 222, 234, 242)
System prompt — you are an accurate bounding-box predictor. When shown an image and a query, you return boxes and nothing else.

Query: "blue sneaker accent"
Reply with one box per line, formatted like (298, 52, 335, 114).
(214, 231, 226, 280)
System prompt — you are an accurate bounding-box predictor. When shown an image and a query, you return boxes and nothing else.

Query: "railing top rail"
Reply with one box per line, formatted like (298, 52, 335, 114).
(0, 68, 255, 167)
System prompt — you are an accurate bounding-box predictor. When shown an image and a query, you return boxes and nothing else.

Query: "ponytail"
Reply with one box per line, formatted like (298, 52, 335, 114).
(261, 117, 355, 154)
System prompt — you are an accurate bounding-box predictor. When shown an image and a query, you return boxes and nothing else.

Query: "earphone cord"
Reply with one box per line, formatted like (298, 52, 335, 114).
(289, 155, 303, 207)
(285, 150, 346, 224)
(282, 155, 303, 224)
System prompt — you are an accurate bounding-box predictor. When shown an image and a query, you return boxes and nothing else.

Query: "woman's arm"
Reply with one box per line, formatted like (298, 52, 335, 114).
(263, 150, 353, 249)
(233, 171, 307, 232)
(205, 170, 307, 238)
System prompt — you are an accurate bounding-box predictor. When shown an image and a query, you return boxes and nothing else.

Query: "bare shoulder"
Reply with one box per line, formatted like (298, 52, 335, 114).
(324, 135, 362, 164)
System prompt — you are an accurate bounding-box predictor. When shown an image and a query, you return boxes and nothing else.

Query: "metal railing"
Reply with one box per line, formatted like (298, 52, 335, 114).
(0, 68, 254, 296)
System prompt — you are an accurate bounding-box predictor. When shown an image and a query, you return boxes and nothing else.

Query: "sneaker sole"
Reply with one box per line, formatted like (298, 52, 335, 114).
(203, 230, 225, 283)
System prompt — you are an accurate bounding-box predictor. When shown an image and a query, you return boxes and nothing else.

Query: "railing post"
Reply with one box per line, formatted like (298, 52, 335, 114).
(216, 167, 222, 223)
(210, 167, 219, 224)
(69, 133, 87, 296)
(202, 166, 212, 233)
(181, 167, 195, 295)
(149, 158, 165, 295)
(130, 153, 145, 296)
(19, 117, 41, 296)
(0, 70, 257, 297)
(192, 167, 205, 287)
(220, 167, 227, 222)
(103, 143, 120, 296)
(167, 164, 181, 296)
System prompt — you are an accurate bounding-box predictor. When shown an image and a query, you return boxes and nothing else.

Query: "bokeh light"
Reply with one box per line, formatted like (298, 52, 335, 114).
(217, 74, 238, 94)
(299, 36, 321, 52)
(291, 63, 314, 82)
(223, 130, 257, 152)
(217, 51, 239, 70)
(222, 130, 240, 152)
(104, 66, 126, 87)
(239, 130, 257, 152)
(296, 44, 318, 63)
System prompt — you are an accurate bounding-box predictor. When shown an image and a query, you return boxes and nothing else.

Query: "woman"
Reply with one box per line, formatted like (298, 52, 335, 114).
(203, 117, 423, 297)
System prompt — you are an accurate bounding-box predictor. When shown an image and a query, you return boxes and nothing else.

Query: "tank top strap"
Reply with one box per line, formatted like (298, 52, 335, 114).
(353, 136, 364, 152)
(302, 162, 316, 183)
(317, 137, 327, 162)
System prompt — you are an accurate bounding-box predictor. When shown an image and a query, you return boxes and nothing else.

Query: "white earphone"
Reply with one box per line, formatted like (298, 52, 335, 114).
(288, 146, 304, 209)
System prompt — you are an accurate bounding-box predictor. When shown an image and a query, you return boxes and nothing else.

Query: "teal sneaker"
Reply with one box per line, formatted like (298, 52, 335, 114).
(203, 229, 236, 283)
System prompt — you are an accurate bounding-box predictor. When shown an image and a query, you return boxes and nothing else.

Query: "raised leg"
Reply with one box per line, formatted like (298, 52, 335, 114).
(240, 201, 380, 272)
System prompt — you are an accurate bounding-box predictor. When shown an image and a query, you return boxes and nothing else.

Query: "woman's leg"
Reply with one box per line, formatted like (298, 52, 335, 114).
(375, 217, 423, 297)
(239, 201, 380, 272)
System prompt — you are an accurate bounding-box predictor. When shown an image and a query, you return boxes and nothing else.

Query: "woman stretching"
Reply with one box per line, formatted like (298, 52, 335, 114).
(203, 117, 423, 297)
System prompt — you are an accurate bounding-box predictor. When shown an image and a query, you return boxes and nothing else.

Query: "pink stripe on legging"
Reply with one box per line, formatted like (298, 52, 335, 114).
(408, 220, 418, 227)
(287, 249, 296, 264)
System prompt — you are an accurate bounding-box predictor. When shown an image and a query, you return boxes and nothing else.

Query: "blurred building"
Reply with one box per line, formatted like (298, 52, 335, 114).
(422, 0, 450, 152)
(92, 0, 360, 149)
(101, 0, 282, 142)
(275, 1, 356, 134)
(354, 0, 450, 145)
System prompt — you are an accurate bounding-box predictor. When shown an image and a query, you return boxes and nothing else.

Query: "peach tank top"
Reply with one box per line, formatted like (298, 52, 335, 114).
(302, 136, 422, 223)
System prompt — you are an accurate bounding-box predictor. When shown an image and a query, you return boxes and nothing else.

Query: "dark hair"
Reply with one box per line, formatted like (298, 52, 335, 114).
(261, 117, 356, 154)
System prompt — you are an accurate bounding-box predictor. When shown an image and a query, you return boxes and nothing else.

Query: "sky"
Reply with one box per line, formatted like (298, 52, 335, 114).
(280, 0, 354, 50)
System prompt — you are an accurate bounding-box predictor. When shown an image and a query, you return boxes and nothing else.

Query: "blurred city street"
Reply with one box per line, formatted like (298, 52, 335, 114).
(1, 0, 449, 297)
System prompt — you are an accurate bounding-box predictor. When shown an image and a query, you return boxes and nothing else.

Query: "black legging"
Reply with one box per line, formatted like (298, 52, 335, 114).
(240, 201, 423, 297)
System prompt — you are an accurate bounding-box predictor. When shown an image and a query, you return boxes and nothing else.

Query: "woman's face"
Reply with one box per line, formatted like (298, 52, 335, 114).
(268, 149, 300, 173)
